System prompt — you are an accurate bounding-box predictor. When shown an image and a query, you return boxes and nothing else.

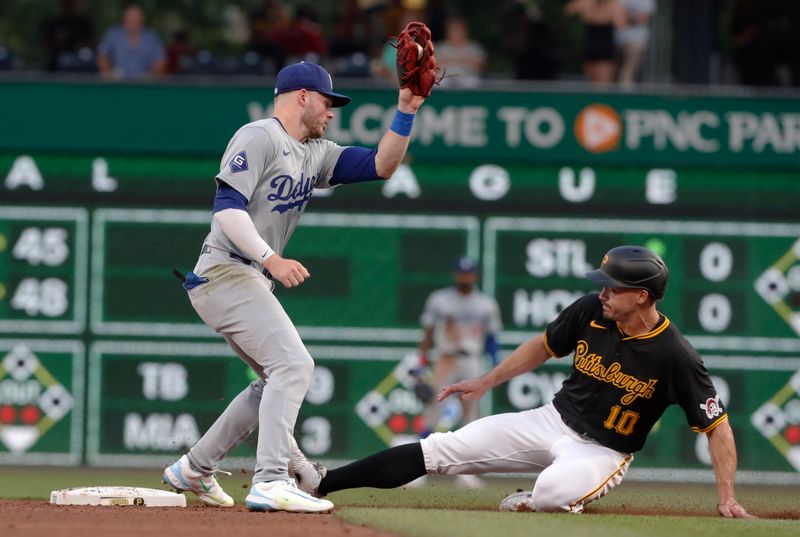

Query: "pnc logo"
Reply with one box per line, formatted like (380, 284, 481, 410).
(574, 104, 622, 154)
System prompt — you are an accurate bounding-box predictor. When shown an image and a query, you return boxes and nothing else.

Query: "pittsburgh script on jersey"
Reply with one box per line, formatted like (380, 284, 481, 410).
(574, 340, 658, 405)
(267, 173, 316, 213)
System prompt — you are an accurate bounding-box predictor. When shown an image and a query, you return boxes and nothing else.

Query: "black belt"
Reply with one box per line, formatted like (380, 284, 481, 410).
(201, 244, 272, 280)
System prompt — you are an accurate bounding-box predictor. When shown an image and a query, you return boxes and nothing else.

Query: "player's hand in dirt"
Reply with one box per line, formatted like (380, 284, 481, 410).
(264, 254, 310, 288)
(438, 377, 490, 402)
(717, 499, 756, 518)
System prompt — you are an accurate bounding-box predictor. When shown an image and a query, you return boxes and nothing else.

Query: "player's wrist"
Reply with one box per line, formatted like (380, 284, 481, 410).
(390, 108, 416, 135)
(261, 251, 280, 270)
(258, 246, 275, 266)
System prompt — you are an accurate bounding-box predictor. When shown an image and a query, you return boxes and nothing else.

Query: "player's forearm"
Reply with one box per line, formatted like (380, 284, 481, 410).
(707, 419, 738, 502)
(374, 129, 412, 178)
(374, 91, 425, 178)
(418, 328, 434, 355)
(484, 335, 550, 389)
(213, 208, 274, 265)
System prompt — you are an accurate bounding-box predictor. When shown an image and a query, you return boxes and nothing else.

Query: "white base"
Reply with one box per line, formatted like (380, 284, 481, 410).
(50, 486, 186, 507)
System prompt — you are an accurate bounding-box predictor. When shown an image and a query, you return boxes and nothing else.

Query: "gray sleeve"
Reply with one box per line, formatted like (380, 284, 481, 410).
(419, 292, 440, 328)
(215, 126, 274, 201)
(315, 139, 347, 189)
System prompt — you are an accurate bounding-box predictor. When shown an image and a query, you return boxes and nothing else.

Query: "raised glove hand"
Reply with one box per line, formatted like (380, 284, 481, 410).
(395, 21, 440, 98)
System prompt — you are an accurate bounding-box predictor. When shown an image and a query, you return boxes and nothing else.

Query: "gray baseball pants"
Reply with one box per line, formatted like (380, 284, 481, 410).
(183, 251, 314, 484)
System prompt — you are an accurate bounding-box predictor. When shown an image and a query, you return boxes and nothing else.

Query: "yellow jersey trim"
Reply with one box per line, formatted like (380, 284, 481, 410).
(619, 315, 670, 341)
(543, 331, 558, 357)
(691, 414, 728, 433)
(572, 453, 633, 508)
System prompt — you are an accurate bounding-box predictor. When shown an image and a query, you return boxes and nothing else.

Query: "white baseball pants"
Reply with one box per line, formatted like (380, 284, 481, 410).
(420, 402, 632, 512)
(185, 255, 314, 484)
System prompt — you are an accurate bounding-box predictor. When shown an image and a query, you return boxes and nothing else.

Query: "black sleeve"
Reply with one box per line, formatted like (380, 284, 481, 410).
(543, 294, 599, 358)
(673, 343, 728, 432)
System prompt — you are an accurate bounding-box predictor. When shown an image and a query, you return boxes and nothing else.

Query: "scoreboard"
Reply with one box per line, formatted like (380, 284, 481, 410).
(1, 80, 800, 483)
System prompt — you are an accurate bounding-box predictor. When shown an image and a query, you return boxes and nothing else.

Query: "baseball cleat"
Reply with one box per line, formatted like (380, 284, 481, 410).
(290, 437, 327, 497)
(498, 490, 535, 512)
(162, 455, 234, 507)
(245, 479, 334, 513)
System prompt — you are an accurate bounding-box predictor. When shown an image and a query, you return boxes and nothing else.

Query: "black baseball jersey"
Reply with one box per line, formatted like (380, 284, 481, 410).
(544, 294, 727, 454)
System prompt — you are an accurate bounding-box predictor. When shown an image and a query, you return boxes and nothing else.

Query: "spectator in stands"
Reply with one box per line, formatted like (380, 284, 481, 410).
(616, 0, 655, 86)
(372, 9, 424, 80)
(330, 0, 370, 58)
(164, 30, 196, 75)
(43, 0, 95, 72)
(97, 4, 165, 79)
(248, 0, 289, 71)
(271, 5, 328, 63)
(434, 17, 487, 88)
(729, 0, 773, 86)
(565, 0, 627, 85)
(507, 1, 559, 81)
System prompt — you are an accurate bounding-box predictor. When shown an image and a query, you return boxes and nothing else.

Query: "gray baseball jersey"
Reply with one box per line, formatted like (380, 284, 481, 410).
(204, 118, 345, 257)
(184, 118, 347, 485)
(420, 287, 502, 359)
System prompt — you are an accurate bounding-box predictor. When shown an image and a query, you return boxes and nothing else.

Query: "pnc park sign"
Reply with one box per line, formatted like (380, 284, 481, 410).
(1, 81, 798, 168)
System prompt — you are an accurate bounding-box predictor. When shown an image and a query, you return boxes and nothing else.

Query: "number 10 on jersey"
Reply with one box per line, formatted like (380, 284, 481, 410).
(604, 405, 640, 436)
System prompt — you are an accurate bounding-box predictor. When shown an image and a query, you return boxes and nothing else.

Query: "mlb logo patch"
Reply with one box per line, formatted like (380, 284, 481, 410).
(229, 151, 249, 173)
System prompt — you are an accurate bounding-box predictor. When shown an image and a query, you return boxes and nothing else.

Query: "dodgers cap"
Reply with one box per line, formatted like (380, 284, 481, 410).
(454, 256, 478, 273)
(274, 62, 351, 107)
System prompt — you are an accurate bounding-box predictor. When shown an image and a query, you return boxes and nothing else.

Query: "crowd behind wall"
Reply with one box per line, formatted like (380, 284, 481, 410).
(0, 0, 798, 88)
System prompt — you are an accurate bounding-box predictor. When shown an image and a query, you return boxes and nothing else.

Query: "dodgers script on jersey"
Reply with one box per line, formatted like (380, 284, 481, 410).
(420, 288, 502, 359)
(205, 118, 345, 258)
(544, 294, 726, 453)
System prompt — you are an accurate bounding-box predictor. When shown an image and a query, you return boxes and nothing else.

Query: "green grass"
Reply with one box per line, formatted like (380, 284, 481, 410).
(337, 508, 796, 537)
(1, 467, 798, 537)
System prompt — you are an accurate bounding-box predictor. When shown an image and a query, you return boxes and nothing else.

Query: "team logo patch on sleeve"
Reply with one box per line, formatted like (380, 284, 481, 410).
(700, 395, 724, 419)
(229, 151, 249, 173)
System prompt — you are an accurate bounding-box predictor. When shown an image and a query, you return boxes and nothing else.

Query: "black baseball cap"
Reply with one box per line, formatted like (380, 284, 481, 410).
(585, 245, 669, 301)
(274, 62, 351, 107)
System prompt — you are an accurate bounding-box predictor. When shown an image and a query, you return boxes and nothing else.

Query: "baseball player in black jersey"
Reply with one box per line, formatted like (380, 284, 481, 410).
(297, 245, 754, 518)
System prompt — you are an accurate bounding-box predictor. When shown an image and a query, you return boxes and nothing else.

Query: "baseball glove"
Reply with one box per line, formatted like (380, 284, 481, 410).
(394, 21, 440, 97)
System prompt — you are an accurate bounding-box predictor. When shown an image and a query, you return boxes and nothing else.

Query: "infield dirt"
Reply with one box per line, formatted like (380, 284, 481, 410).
(0, 500, 399, 537)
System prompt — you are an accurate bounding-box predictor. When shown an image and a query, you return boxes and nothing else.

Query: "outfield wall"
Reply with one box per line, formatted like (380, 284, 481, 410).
(1, 81, 799, 483)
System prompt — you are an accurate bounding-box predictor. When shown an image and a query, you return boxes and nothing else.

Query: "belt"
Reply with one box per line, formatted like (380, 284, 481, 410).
(201, 244, 273, 280)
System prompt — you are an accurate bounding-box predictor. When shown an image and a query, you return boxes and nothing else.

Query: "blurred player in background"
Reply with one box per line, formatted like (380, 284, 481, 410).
(416, 256, 502, 437)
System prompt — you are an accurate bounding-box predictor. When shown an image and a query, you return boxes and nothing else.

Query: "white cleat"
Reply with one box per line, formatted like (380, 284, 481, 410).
(245, 479, 334, 513)
(498, 490, 535, 512)
(162, 455, 234, 507)
(290, 437, 327, 497)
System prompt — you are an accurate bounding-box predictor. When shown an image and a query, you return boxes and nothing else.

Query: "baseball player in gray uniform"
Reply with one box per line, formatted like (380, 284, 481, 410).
(417, 256, 502, 435)
(163, 61, 426, 513)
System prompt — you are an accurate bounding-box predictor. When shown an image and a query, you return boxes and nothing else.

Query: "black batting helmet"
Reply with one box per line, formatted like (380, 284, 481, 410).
(585, 245, 668, 301)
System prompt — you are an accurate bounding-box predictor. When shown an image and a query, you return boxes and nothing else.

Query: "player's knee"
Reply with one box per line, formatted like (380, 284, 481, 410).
(531, 473, 575, 513)
(290, 351, 315, 380)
